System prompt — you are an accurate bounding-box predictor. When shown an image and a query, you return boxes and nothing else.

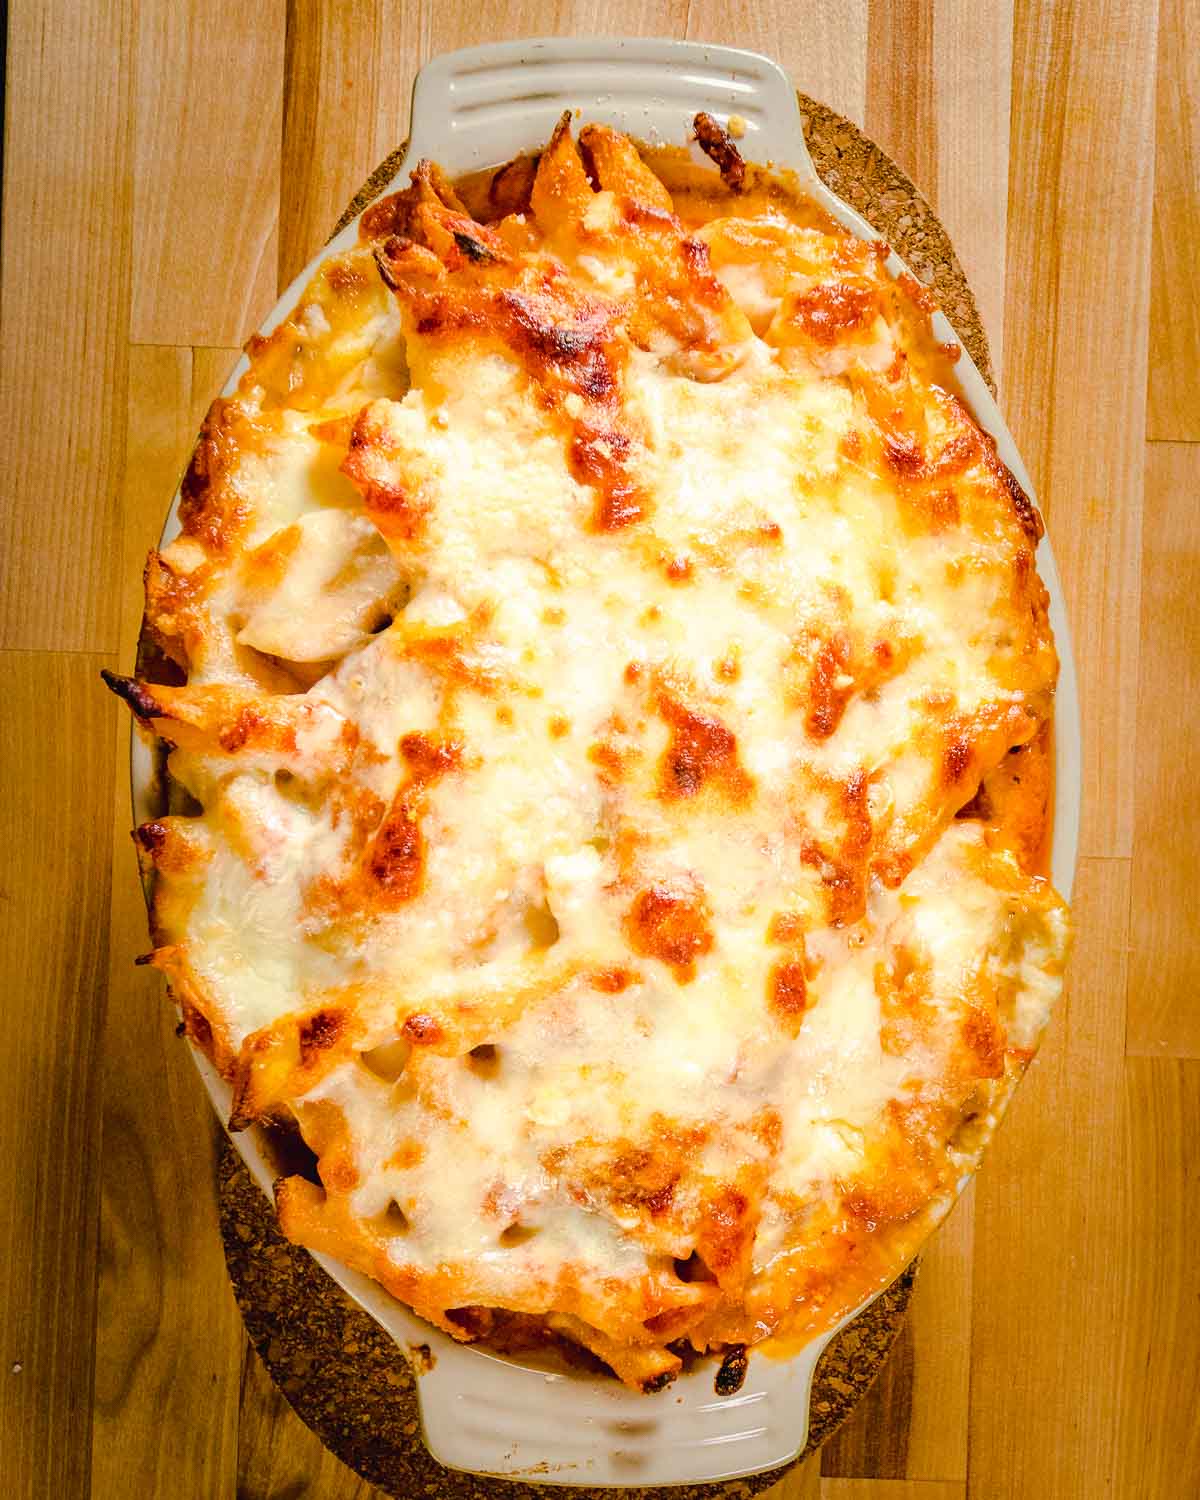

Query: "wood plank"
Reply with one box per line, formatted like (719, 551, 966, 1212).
(824, 1187, 974, 1481)
(865, 0, 938, 200)
(0, 653, 116, 1500)
(821, 1484, 964, 1499)
(968, 857, 1130, 1500)
(432, 0, 691, 54)
(762, 1451, 822, 1500)
(191, 348, 243, 421)
(931, 0, 1013, 379)
(862, 2, 1015, 376)
(89, 346, 245, 1500)
(131, 1, 285, 345)
(279, 0, 420, 287)
(0, 0, 131, 653)
(236, 1343, 383, 1498)
(1128, 443, 1200, 1058)
(1146, 0, 1200, 440)
(825, 1208, 969, 1482)
(1000, 0, 1156, 861)
(1113, 1058, 1200, 1496)
(902, 1185, 972, 1481)
(686, 1, 869, 126)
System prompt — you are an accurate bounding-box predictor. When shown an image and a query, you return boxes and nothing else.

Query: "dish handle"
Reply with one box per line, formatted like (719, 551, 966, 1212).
(411, 1329, 836, 1487)
(402, 37, 817, 185)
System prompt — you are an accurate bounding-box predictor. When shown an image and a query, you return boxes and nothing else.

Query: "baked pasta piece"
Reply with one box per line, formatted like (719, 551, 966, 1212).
(108, 113, 1070, 1392)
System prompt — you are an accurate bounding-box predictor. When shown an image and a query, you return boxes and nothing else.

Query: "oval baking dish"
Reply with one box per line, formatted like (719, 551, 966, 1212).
(123, 37, 1081, 1490)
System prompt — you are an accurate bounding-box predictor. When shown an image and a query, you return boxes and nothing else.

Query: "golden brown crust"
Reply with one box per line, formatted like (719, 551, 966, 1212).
(112, 118, 1068, 1389)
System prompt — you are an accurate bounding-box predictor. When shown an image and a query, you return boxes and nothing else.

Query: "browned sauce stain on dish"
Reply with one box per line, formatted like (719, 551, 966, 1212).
(714, 1343, 749, 1395)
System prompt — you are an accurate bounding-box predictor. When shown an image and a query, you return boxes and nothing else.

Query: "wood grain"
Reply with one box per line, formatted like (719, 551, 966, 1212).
(763, 1453, 823, 1499)
(968, 857, 1131, 1500)
(0, 0, 130, 653)
(90, 346, 246, 1500)
(866, 0, 938, 198)
(1146, 0, 1200, 440)
(1128, 443, 1200, 1058)
(1114, 1058, 1200, 1497)
(0, 655, 116, 1500)
(1001, 0, 1156, 861)
(131, 0, 285, 344)
(899, 1187, 972, 1482)
(824, 1189, 974, 1482)
(687, 2, 870, 125)
(237, 1343, 383, 1499)
(431, 0, 692, 57)
(192, 348, 244, 424)
(820, 1484, 964, 1500)
(931, 0, 1013, 380)
(280, 0, 420, 286)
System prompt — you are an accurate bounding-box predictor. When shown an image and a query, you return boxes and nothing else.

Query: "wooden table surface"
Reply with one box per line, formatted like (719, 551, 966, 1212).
(2, 2, 1197, 1497)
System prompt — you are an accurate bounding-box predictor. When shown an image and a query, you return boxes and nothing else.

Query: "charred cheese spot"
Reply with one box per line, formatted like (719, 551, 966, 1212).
(365, 802, 424, 902)
(787, 281, 877, 346)
(298, 1008, 346, 1063)
(590, 965, 639, 993)
(962, 1008, 1006, 1078)
(693, 112, 747, 190)
(715, 649, 741, 681)
(401, 1012, 444, 1045)
(178, 400, 252, 553)
(657, 691, 753, 803)
(218, 705, 286, 754)
(399, 730, 461, 781)
(571, 423, 646, 530)
(625, 880, 715, 981)
(767, 911, 806, 944)
(696, 1184, 754, 1283)
(342, 404, 433, 541)
(943, 735, 975, 786)
(804, 631, 854, 740)
(365, 735, 462, 902)
(768, 959, 809, 1030)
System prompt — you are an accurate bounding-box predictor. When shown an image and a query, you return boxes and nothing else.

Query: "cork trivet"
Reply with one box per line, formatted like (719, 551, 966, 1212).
(219, 94, 993, 1497)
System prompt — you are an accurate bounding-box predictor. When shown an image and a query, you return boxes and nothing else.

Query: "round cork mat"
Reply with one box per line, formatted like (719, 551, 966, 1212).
(219, 94, 992, 1498)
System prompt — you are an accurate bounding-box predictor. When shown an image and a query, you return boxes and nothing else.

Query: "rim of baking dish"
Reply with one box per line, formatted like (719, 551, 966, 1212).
(126, 37, 1081, 1490)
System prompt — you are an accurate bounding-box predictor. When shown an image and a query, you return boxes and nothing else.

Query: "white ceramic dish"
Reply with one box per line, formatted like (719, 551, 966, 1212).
(128, 36, 1081, 1489)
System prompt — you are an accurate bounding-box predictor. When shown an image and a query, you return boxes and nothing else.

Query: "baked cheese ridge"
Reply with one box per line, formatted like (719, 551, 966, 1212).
(111, 115, 1069, 1391)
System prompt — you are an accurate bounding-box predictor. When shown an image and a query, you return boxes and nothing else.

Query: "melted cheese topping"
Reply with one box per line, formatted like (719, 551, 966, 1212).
(116, 117, 1069, 1390)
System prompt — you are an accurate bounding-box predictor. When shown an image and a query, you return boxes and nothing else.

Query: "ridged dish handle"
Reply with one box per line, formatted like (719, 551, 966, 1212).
(412, 1329, 837, 1487)
(401, 37, 817, 184)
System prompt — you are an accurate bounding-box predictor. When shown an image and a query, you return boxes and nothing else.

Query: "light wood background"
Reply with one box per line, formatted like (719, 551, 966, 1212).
(1, 1, 1196, 1497)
